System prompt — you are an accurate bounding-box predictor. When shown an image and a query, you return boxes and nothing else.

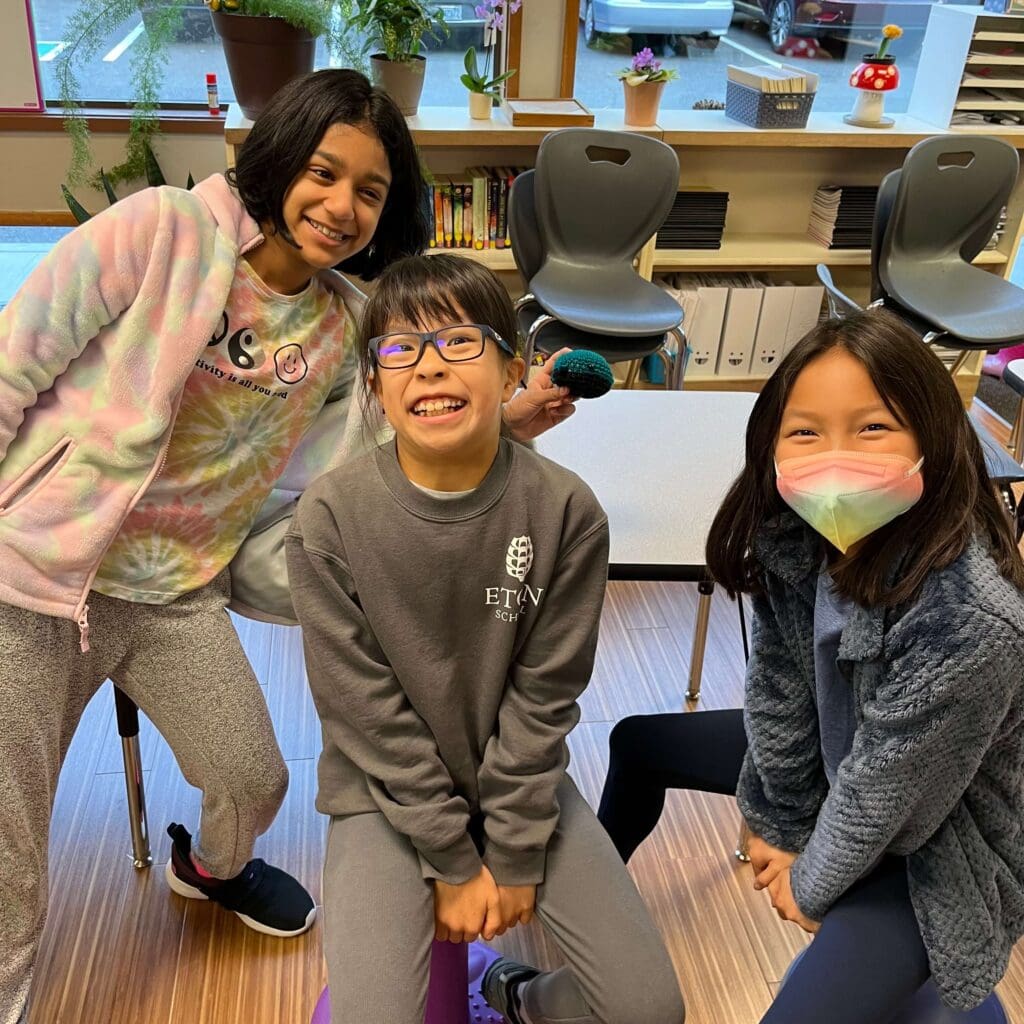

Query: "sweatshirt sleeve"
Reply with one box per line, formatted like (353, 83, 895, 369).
(0, 188, 166, 462)
(790, 605, 1021, 922)
(477, 505, 609, 886)
(285, 514, 483, 886)
(736, 590, 829, 853)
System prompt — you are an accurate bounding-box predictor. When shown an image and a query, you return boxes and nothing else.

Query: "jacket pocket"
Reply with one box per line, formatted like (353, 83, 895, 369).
(0, 436, 77, 516)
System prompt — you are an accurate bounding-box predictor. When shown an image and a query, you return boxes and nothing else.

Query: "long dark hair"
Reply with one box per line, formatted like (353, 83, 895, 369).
(357, 253, 521, 398)
(706, 308, 1024, 607)
(227, 69, 428, 280)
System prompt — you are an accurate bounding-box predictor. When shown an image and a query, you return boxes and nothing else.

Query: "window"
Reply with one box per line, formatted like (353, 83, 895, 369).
(572, 0, 957, 114)
(27, 2, 486, 109)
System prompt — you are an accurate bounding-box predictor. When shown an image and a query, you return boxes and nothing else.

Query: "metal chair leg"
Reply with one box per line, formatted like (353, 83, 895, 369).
(113, 686, 152, 869)
(623, 359, 641, 389)
(668, 325, 689, 390)
(735, 819, 752, 863)
(523, 314, 557, 384)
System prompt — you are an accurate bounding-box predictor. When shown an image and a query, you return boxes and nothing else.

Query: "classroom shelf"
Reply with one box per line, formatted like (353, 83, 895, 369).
(425, 247, 517, 270)
(652, 234, 1008, 269)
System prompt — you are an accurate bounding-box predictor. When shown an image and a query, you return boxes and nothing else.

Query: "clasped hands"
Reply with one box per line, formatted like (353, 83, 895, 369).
(434, 865, 536, 944)
(746, 831, 820, 935)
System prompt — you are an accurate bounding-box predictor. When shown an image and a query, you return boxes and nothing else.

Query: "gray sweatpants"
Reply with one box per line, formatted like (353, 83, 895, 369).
(0, 571, 288, 1024)
(323, 775, 685, 1024)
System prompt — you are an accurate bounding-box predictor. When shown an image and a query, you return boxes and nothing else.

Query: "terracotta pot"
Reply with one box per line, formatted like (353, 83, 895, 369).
(468, 90, 493, 120)
(370, 54, 426, 116)
(212, 11, 315, 120)
(623, 80, 665, 127)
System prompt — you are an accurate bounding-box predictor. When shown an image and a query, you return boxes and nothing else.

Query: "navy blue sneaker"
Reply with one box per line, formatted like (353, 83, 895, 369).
(164, 822, 315, 938)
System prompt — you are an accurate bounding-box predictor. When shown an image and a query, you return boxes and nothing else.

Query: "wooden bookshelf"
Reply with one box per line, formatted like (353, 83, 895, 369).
(223, 104, 1024, 398)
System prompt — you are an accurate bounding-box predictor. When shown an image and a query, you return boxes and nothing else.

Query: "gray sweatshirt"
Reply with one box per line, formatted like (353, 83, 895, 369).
(285, 438, 609, 887)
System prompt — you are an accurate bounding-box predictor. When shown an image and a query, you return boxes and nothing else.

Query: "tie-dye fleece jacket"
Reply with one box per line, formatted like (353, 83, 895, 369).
(0, 173, 366, 646)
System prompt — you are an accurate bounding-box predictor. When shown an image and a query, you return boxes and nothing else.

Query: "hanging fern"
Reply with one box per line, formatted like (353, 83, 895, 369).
(57, 0, 359, 188)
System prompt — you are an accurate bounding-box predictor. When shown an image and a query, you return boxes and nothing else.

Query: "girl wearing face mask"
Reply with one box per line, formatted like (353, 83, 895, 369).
(597, 309, 1024, 1022)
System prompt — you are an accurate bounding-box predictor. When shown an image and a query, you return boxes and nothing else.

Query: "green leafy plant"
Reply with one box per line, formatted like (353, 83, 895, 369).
(460, 46, 515, 95)
(338, 0, 448, 64)
(60, 140, 194, 223)
(57, 0, 356, 188)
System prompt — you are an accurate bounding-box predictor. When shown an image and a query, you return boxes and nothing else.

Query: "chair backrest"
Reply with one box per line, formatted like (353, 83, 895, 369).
(870, 169, 900, 303)
(532, 128, 679, 269)
(508, 169, 543, 283)
(879, 136, 1017, 297)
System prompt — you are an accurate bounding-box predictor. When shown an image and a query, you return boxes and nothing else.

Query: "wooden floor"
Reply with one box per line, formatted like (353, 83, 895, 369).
(24, 397, 1024, 1024)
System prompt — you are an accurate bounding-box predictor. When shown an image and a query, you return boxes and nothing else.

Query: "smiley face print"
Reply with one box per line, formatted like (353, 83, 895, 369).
(274, 344, 309, 385)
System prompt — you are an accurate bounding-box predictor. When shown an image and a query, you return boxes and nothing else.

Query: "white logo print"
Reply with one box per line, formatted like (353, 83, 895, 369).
(505, 535, 534, 581)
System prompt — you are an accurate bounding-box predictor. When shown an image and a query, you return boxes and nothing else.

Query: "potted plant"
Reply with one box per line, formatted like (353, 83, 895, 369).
(617, 47, 678, 127)
(56, 0, 353, 187)
(339, 0, 448, 116)
(460, 0, 519, 120)
(844, 24, 902, 129)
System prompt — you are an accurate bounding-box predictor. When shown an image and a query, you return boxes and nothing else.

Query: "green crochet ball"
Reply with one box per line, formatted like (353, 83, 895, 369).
(551, 350, 615, 399)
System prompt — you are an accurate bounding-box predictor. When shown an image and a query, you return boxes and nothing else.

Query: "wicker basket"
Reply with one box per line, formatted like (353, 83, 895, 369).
(725, 80, 814, 129)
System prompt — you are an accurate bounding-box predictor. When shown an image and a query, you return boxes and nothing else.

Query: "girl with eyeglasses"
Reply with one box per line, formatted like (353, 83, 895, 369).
(0, 69, 572, 1024)
(285, 253, 684, 1024)
(598, 309, 1024, 1022)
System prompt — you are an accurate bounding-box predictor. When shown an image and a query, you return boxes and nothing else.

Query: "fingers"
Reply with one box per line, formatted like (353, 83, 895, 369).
(435, 923, 449, 942)
(519, 907, 534, 927)
(754, 863, 782, 890)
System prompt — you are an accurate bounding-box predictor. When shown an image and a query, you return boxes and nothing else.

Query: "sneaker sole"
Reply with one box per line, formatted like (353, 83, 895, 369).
(164, 861, 317, 938)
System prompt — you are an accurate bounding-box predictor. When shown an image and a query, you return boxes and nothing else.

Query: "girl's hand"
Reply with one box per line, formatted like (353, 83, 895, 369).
(503, 348, 577, 441)
(766, 866, 820, 934)
(747, 834, 798, 891)
(434, 866, 501, 943)
(485, 883, 536, 940)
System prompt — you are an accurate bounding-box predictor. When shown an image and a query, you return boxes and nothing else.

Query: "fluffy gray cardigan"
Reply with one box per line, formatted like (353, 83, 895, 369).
(737, 514, 1024, 1009)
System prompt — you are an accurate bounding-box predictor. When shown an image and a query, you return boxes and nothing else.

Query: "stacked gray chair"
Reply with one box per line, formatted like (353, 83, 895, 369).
(817, 135, 1024, 539)
(509, 129, 688, 389)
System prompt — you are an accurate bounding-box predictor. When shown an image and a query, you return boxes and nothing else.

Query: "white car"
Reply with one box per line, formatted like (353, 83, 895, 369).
(582, 0, 734, 48)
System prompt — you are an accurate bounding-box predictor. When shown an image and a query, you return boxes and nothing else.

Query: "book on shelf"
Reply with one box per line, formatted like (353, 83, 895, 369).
(424, 166, 527, 251)
(726, 63, 818, 94)
(807, 184, 878, 249)
(655, 188, 730, 251)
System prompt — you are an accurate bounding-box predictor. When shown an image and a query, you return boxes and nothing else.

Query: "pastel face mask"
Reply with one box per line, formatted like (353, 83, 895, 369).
(775, 450, 924, 554)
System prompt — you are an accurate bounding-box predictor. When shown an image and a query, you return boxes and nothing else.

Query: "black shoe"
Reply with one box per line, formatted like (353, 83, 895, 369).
(481, 955, 542, 1024)
(164, 822, 316, 938)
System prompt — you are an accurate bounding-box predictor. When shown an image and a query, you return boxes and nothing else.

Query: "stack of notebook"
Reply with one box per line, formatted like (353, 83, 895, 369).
(807, 185, 878, 249)
(656, 189, 730, 250)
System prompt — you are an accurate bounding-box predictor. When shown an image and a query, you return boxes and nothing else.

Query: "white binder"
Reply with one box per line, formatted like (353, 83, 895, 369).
(784, 285, 825, 355)
(717, 280, 764, 377)
(749, 286, 794, 378)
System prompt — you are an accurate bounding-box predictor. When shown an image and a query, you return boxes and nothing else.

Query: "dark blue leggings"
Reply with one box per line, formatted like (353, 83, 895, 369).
(598, 711, 934, 1024)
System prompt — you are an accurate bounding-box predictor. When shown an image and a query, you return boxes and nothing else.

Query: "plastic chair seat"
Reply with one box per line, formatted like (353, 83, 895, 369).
(531, 261, 684, 337)
(1004, 358, 1024, 397)
(882, 264, 1024, 347)
(972, 412, 1024, 483)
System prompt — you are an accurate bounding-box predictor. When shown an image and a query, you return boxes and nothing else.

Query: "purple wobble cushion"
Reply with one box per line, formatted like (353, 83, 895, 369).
(309, 942, 506, 1024)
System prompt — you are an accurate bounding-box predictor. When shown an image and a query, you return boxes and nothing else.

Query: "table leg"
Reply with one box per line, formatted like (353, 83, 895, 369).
(686, 580, 715, 702)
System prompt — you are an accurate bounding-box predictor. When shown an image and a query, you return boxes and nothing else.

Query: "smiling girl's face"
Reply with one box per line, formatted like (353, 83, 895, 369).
(776, 347, 922, 466)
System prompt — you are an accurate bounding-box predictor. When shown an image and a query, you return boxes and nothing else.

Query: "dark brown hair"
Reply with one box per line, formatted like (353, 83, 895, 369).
(227, 69, 427, 281)
(706, 308, 1024, 607)
(357, 253, 521, 402)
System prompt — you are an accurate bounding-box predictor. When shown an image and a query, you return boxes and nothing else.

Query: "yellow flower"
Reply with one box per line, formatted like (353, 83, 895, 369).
(883, 24, 903, 39)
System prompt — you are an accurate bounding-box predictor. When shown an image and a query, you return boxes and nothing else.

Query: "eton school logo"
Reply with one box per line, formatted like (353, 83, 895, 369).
(505, 535, 534, 581)
(486, 533, 544, 623)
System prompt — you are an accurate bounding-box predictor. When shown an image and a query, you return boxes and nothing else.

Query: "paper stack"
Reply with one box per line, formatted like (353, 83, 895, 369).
(726, 64, 818, 94)
(807, 185, 878, 249)
(656, 189, 730, 250)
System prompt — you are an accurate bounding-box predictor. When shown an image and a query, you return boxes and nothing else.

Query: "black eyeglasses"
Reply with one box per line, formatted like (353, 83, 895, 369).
(368, 323, 516, 370)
